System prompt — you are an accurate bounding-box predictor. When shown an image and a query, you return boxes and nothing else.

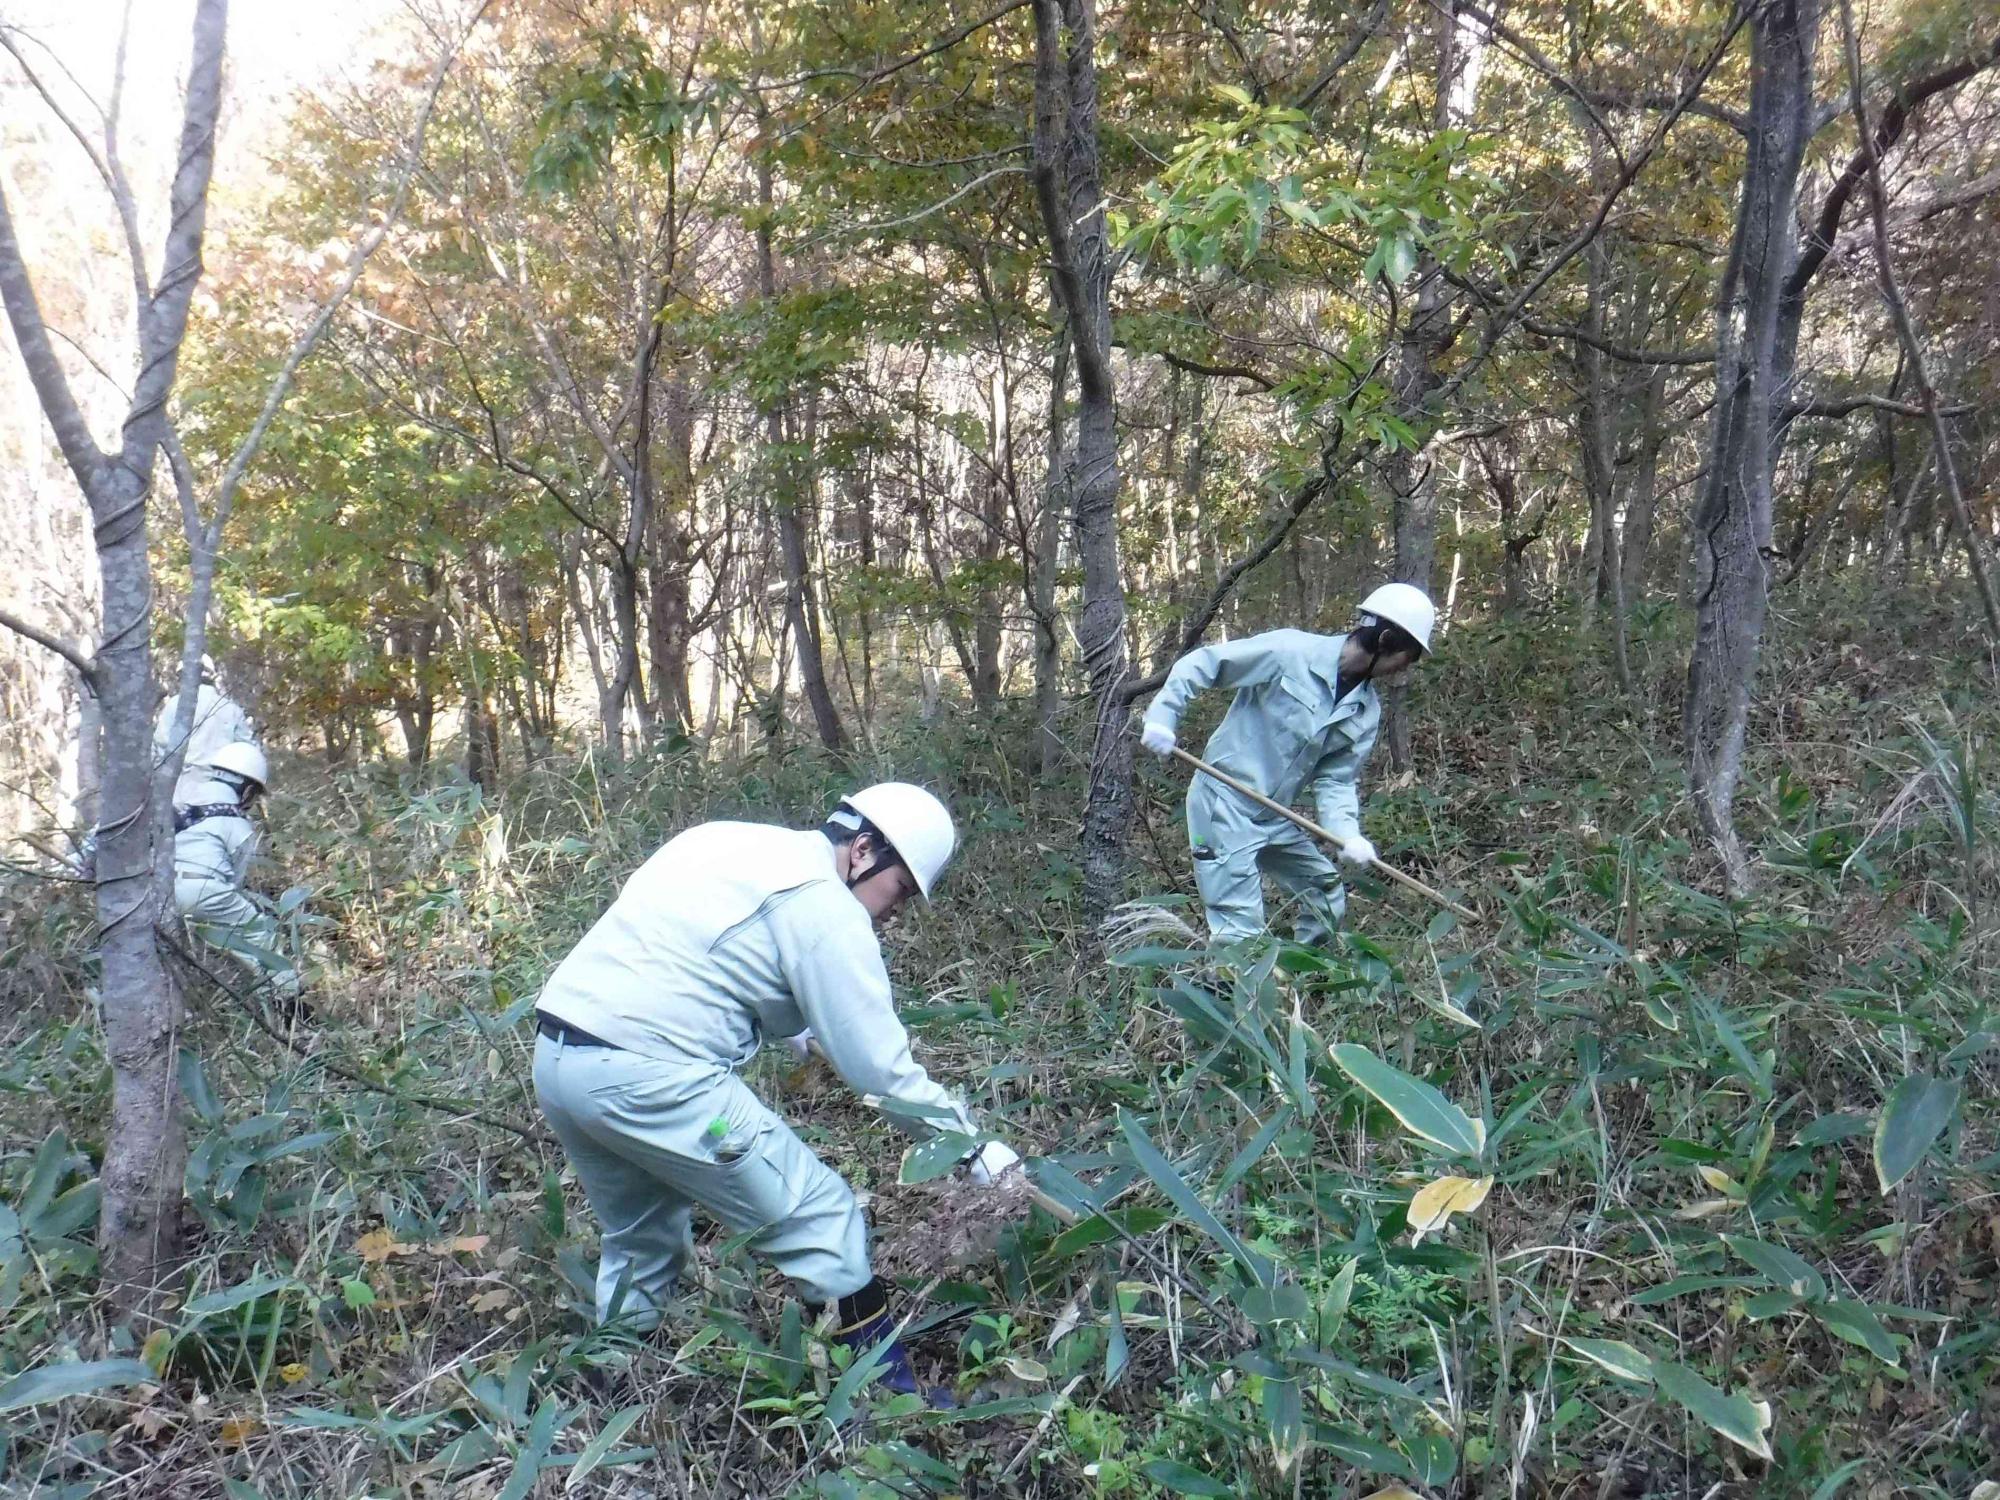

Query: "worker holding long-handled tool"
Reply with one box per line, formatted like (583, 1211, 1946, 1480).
(531, 784, 1021, 1406)
(1138, 584, 1452, 944)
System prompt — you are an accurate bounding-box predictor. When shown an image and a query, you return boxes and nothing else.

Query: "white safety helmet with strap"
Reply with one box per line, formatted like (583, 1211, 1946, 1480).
(1356, 582, 1437, 656)
(199, 740, 268, 791)
(839, 782, 956, 900)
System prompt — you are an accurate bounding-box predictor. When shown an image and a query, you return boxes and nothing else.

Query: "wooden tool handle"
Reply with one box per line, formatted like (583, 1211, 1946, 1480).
(1166, 744, 1480, 925)
(1025, 1181, 1080, 1226)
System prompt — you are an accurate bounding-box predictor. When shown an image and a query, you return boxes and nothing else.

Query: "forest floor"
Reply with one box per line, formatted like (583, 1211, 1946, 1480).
(2, 579, 1997, 1499)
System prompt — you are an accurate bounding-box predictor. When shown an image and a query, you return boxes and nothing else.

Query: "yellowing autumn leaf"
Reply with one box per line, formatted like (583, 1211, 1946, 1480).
(1675, 1198, 1738, 1220)
(441, 1235, 490, 1255)
(140, 1328, 173, 1375)
(353, 1228, 410, 1264)
(1697, 1166, 1741, 1196)
(278, 1362, 310, 1385)
(1407, 1175, 1494, 1244)
(218, 1416, 260, 1447)
(471, 1287, 514, 1314)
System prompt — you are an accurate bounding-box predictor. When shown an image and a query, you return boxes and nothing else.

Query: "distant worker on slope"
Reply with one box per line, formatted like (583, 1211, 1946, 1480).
(1139, 584, 1435, 945)
(172, 740, 301, 1003)
(155, 653, 254, 801)
(531, 784, 1021, 1404)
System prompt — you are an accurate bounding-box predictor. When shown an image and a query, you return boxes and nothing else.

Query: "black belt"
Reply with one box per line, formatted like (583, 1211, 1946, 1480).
(537, 1014, 619, 1049)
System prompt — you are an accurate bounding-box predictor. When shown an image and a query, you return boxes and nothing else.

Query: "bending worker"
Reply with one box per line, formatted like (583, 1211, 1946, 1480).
(531, 784, 1021, 1400)
(172, 741, 301, 1002)
(156, 654, 253, 802)
(1139, 584, 1434, 945)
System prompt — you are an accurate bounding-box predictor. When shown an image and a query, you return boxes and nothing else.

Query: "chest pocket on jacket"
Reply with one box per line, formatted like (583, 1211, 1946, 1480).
(1270, 676, 1335, 759)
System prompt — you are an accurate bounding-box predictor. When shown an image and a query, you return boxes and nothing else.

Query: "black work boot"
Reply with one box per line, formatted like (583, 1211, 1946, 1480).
(833, 1279, 956, 1410)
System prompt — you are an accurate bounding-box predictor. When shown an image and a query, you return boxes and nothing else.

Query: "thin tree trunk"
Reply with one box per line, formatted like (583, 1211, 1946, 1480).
(0, 0, 227, 1319)
(1577, 222, 1633, 692)
(603, 557, 644, 753)
(1685, 0, 1822, 892)
(1035, 328, 1069, 775)
(648, 377, 696, 733)
(1033, 0, 1132, 925)
(1619, 363, 1669, 604)
(1382, 0, 1487, 770)
(852, 465, 878, 730)
(971, 369, 1008, 708)
(754, 151, 845, 752)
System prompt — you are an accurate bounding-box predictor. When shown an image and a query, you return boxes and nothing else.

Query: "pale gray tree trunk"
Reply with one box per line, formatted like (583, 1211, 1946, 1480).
(1576, 220, 1634, 693)
(1619, 361, 1670, 604)
(971, 369, 1008, 708)
(649, 377, 697, 733)
(1382, 0, 1487, 769)
(1034, 0, 1133, 925)
(1034, 331, 1070, 776)
(755, 155, 846, 753)
(0, 0, 227, 1318)
(1685, 0, 1822, 891)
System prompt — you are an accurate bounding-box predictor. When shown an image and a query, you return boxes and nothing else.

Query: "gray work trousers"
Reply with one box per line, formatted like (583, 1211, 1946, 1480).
(1191, 824, 1347, 946)
(532, 1031, 871, 1330)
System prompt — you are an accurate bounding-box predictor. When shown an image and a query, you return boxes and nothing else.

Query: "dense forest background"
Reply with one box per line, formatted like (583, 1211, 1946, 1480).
(1, 0, 1996, 1495)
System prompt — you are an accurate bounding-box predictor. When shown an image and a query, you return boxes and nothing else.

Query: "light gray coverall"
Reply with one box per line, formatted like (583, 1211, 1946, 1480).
(532, 821, 978, 1327)
(1145, 629, 1381, 945)
(154, 685, 254, 802)
(172, 774, 299, 1000)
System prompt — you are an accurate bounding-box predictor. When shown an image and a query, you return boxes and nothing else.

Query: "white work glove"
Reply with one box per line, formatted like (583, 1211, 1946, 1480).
(965, 1140, 1022, 1187)
(781, 1029, 814, 1064)
(1337, 834, 1377, 869)
(1139, 720, 1177, 758)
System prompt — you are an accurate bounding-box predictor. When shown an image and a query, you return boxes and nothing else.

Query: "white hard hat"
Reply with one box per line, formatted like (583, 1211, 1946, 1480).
(199, 740, 268, 790)
(840, 782, 956, 900)
(1356, 582, 1436, 655)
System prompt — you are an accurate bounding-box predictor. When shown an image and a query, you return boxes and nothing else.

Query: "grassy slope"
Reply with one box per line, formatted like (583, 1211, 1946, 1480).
(1, 580, 1994, 1497)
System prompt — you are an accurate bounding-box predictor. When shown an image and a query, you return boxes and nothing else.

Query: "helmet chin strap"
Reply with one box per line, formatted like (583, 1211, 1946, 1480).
(1348, 616, 1386, 685)
(844, 836, 900, 890)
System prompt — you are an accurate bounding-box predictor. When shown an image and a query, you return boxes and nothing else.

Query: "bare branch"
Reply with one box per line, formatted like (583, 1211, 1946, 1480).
(163, 426, 202, 547)
(1199, 0, 1269, 104)
(0, 605, 96, 682)
(112, 0, 226, 487)
(1441, 1, 1622, 161)
(1295, 0, 1391, 111)
(1903, 167, 2000, 223)
(1786, 29, 2000, 302)
(814, 164, 1027, 243)
(0, 29, 149, 315)
(1785, 392, 1973, 420)
(1517, 313, 1716, 364)
(0, 189, 106, 486)
(1432, 2, 1754, 414)
(1837, 1, 2000, 639)
(1124, 461, 1350, 703)
(1136, 346, 1280, 390)
(1452, 2, 1749, 135)
(763, 0, 1031, 90)
(203, 0, 491, 541)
